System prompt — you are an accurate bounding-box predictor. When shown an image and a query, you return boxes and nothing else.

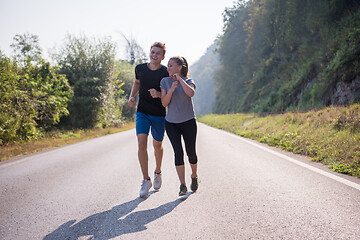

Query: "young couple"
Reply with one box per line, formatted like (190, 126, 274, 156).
(128, 42, 198, 197)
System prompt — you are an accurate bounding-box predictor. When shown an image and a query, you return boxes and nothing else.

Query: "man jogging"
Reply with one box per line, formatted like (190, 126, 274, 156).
(128, 42, 169, 198)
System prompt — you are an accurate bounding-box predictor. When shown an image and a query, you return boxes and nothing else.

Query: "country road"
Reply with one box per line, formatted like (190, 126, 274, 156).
(1, 123, 360, 239)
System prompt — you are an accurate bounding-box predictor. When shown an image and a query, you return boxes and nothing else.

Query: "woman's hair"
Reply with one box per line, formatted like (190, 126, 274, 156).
(151, 42, 166, 55)
(170, 56, 189, 77)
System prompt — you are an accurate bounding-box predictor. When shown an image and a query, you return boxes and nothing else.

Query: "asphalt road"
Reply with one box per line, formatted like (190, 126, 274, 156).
(1, 123, 360, 239)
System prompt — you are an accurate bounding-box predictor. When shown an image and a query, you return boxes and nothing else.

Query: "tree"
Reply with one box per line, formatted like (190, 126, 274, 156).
(10, 33, 42, 65)
(0, 55, 72, 144)
(119, 33, 147, 65)
(55, 34, 123, 128)
(212, 0, 360, 113)
(113, 60, 136, 120)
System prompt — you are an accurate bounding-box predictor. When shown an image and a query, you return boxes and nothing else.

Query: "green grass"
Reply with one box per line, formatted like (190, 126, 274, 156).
(0, 122, 135, 162)
(198, 104, 360, 177)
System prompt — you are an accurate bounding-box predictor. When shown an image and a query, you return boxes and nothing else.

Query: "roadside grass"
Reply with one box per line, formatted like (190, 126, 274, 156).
(198, 104, 360, 177)
(0, 122, 135, 162)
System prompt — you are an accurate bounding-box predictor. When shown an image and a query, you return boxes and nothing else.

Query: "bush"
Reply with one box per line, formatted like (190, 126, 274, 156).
(0, 56, 72, 144)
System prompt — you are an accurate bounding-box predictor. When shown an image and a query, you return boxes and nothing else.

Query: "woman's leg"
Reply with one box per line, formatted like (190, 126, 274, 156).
(175, 165, 186, 185)
(165, 121, 185, 184)
(181, 119, 198, 178)
(190, 163, 197, 178)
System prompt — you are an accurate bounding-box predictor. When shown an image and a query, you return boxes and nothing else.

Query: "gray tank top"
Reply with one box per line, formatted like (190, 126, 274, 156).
(160, 76, 196, 123)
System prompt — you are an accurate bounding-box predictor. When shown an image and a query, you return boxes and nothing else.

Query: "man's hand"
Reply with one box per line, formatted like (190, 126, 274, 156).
(128, 97, 135, 107)
(148, 88, 160, 98)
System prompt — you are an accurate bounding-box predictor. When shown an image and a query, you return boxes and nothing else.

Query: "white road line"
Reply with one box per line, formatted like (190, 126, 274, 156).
(209, 125, 360, 191)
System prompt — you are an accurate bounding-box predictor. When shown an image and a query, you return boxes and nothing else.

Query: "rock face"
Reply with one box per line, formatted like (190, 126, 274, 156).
(297, 76, 360, 107)
(331, 76, 360, 105)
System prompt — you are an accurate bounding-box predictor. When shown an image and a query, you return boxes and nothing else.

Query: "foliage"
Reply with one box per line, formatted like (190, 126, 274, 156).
(0, 55, 72, 145)
(0, 33, 134, 145)
(213, 0, 360, 114)
(120, 33, 147, 65)
(54, 34, 124, 128)
(113, 60, 136, 120)
(10, 33, 42, 65)
(199, 104, 360, 177)
(1, 32, 135, 146)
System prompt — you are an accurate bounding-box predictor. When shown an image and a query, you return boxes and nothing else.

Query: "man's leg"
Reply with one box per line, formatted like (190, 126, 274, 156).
(149, 114, 165, 188)
(153, 139, 163, 174)
(153, 139, 163, 191)
(136, 112, 153, 197)
(137, 133, 149, 180)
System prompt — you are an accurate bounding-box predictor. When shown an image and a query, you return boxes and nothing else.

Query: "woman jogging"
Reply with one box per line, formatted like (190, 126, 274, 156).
(160, 56, 198, 196)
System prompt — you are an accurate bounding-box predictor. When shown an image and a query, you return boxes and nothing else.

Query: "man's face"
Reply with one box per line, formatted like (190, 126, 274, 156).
(149, 46, 165, 64)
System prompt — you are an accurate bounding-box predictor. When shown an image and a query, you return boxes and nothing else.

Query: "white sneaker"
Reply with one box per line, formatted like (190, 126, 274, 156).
(139, 179, 152, 198)
(153, 172, 162, 190)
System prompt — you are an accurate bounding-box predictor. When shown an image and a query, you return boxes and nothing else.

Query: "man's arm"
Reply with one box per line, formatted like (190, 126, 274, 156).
(128, 79, 140, 107)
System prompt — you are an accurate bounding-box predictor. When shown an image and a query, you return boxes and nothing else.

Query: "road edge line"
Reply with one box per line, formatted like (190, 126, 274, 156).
(203, 123, 360, 191)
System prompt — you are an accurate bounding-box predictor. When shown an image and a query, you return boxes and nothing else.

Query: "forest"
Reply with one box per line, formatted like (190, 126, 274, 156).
(0, 34, 137, 145)
(193, 0, 360, 114)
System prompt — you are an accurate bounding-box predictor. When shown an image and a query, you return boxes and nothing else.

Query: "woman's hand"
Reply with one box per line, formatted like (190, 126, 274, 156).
(172, 73, 182, 81)
(170, 81, 178, 92)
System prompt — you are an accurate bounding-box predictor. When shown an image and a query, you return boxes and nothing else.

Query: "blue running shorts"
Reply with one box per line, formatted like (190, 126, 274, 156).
(136, 112, 165, 142)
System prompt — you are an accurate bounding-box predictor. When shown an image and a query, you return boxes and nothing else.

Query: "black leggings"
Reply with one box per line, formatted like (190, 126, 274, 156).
(165, 119, 198, 166)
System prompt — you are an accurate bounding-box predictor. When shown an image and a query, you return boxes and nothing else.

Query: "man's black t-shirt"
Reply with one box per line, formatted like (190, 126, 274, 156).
(135, 63, 169, 116)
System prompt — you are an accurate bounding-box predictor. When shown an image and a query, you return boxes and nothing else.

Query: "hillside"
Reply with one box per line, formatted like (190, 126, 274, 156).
(196, 0, 360, 114)
(190, 43, 219, 116)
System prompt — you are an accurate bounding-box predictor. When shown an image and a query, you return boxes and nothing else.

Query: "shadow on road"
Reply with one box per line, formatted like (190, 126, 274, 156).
(43, 191, 192, 240)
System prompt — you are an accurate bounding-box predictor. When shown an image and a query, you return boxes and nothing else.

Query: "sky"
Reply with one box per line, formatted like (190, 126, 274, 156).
(0, 0, 237, 65)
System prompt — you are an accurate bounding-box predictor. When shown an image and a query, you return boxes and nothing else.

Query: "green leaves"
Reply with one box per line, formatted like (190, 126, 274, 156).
(55, 34, 120, 128)
(0, 56, 72, 144)
(214, 0, 360, 114)
(1, 33, 136, 144)
(10, 33, 42, 65)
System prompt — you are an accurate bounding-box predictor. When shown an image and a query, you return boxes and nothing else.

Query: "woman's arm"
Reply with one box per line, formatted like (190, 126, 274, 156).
(161, 81, 178, 107)
(173, 73, 195, 98)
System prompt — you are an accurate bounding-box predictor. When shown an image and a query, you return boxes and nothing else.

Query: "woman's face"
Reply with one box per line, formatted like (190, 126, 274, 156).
(167, 59, 181, 78)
